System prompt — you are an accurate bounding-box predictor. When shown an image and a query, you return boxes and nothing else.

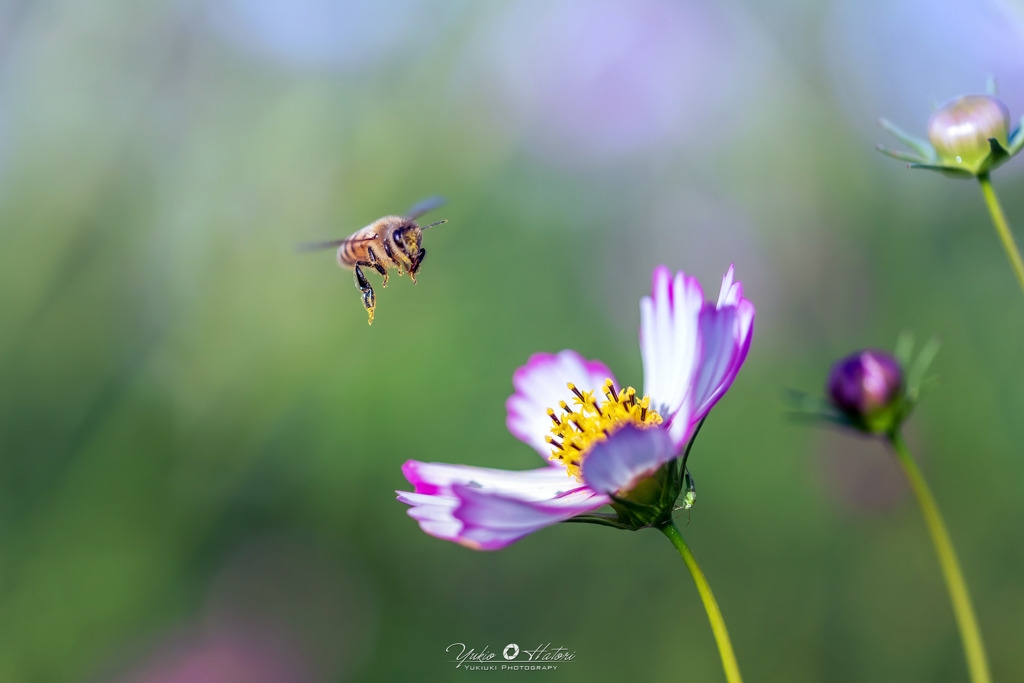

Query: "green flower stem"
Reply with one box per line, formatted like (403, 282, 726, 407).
(659, 520, 743, 683)
(889, 430, 991, 683)
(978, 173, 1024, 300)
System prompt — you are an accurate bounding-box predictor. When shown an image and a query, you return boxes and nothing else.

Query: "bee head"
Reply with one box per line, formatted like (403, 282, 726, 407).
(391, 216, 443, 275)
(392, 224, 423, 260)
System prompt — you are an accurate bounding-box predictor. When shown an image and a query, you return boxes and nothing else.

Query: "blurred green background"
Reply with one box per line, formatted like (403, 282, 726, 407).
(2, 0, 1024, 681)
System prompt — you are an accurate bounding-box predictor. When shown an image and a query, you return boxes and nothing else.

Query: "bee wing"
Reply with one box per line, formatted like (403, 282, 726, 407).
(295, 237, 374, 253)
(405, 195, 446, 220)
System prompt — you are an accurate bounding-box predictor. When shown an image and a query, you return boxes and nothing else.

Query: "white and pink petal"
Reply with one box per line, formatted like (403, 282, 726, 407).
(640, 265, 755, 439)
(506, 350, 616, 462)
(448, 484, 607, 550)
(398, 460, 608, 550)
(716, 264, 743, 308)
(402, 460, 584, 498)
(582, 426, 677, 495)
(689, 305, 742, 422)
(397, 491, 462, 541)
(639, 266, 704, 422)
(691, 279, 755, 424)
(716, 264, 755, 351)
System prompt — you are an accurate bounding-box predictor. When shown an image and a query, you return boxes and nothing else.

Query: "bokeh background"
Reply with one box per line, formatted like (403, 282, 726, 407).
(2, 0, 1023, 681)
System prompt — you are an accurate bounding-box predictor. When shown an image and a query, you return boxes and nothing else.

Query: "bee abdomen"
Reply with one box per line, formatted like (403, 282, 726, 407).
(337, 230, 376, 268)
(337, 240, 359, 266)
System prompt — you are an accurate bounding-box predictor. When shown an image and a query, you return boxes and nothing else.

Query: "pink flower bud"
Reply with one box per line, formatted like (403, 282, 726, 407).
(827, 350, 904, 433)
(927, 96, 1010, 174)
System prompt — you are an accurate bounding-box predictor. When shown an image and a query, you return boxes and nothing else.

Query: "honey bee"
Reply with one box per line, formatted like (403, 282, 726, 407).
(299, 196, 448, 324)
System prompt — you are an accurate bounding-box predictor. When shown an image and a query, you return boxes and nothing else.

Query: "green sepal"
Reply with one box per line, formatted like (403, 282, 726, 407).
(784, 388, 859, 429)
(609, 494, 666, 530)
(876, 144, 928, 165)
(608, 491, 658, 513)
(907, 162, 975, 178)
(986, 75, 999, 96)
(894, 332, 915, 368)
(1008, 118, 1024, 155)
(787, 409, 856, 430)
(562, 514, 637, 530)
(784, 389, 834, 414)
(986, 137, 1010, 170)
(878, 118, 935, 160)
(905, 337, 940, 403)
(673, 417, 705, 489)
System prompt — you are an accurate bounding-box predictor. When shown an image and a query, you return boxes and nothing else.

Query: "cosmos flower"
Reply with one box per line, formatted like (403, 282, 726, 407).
(878, 90, 1024, 177)
(827, 349, 905, 435)
(397, 265, 754, 550)
(797, 339, 939, 438)
(876, 83, 1024, 302)
(811, 345, 990, 683)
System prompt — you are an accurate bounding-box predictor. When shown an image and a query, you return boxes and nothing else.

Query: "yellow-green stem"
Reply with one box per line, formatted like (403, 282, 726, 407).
(889, 430, 991, 683)
(979, 173, 1024, 300)
(659, 520, 743, 683)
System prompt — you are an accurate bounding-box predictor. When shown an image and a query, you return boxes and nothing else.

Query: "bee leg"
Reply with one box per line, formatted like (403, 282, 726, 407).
(353, 265, 375, 325)
(367, 248, 389, 287)
(409, 248, 425, 285)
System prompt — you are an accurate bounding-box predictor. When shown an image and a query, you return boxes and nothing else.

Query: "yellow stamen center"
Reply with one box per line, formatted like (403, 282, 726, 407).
(545, 378, 663, 481)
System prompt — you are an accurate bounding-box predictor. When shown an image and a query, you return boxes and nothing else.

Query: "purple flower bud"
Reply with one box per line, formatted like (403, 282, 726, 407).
(927, 95, 1011, 174)
(827, 350, 904, 433)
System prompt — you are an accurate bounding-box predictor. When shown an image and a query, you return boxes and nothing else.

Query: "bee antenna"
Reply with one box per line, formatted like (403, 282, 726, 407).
(420, 219, 448, 230)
